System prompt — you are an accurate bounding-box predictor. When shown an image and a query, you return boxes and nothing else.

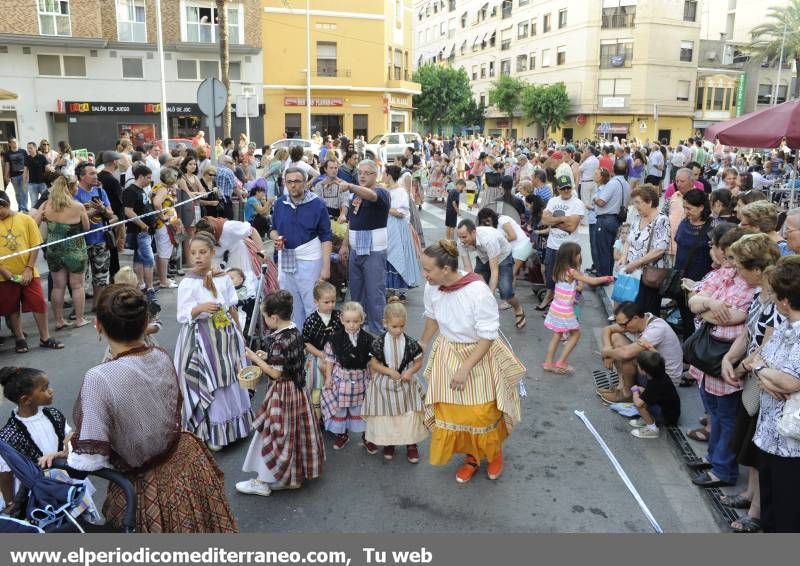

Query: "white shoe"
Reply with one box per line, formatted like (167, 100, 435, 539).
(628, 418, 647, 428)
(206, 443, 222, 452)
(161, 279, 178, 289)
(631, 427, 660, 439)
(236, 478, 271, 496)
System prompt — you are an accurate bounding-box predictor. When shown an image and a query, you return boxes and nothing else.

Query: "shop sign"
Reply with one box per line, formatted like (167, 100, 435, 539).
(390, 95, 410, 106)
(735, 73, 746, 117)
(65, 101, 201, 114)
(575, 114, 587, 126)
(284, 97, 344, 107)
(600, 97, 625, 109)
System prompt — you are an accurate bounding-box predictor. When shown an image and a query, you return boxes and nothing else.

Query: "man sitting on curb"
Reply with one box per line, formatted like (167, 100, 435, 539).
(598, 301, 683, 403)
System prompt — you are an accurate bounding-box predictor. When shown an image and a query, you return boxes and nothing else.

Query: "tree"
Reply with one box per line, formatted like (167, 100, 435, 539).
(521, 83, 571, 136)
(412, 65, 474, 134)
(216, 0, 232, 138)
(488, 75, 526, 134)
(748, 0, 800, 100)
(454, 97, 486, 130)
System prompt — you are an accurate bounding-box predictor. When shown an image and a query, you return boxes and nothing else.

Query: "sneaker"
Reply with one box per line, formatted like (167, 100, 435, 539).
(160, 279, 179, 289)
(631, 427, 660, 439)
(455, 456, 479, 484)
(206, 443, 222, 452)
(235, 478, 271, 497)
(145, 288, 157, 303)
(363, 434, 378, 454)
(383, 445, 395, 460)
(629, 418, 647, 428)
(406, 444, 420, 464)
(332, 433, 349, 450)
(487, 452, 504, 480)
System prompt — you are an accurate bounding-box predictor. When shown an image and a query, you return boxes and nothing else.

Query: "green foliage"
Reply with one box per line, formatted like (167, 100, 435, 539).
(488, 75, 526, 125)
(521, 83, 571, 135)
(453, 97, 486, 128)
(412, 65, 474, 133)
(748, 0, 800, 98)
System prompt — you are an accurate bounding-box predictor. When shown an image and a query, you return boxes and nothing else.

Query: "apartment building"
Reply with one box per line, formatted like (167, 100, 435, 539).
(414, 0, 703, 144)
(261, 0, 421, 142)
(0, 0, 263, 153)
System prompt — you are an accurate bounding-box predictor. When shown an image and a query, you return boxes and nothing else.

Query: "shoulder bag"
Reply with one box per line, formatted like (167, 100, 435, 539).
(683, 322, 732, 377)
(659, 220, 711, 300)
(777, 391, 800, 440)
(640, 217, 668, 289)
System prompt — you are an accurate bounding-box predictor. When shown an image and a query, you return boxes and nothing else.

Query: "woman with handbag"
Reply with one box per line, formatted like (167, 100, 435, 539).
(745, 256, 800, 532)
(716, 234, 782, 532)
(616, 185, 669, 317)
(685, 228, 757, 489)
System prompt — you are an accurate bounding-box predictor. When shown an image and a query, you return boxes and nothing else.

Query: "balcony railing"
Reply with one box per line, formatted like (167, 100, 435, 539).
(601, 13, 635, 29)
(314, 68, 350, 78)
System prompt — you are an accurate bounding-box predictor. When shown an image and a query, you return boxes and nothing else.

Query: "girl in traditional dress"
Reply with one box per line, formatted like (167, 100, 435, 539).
(237, 291, 325, 497)
(320, 302, 373, 451)
(302, 281, 342, 423)
(384, 166, 423, 303)
(419, 240, 525, 484)
(542, 242, 614, 375)
(174, 234, 253, 451)
(362, 297, 428, 463)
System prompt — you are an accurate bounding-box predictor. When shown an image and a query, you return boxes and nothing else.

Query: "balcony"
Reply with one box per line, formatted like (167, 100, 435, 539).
(601, 11, 635, 29)
(313, 68, 351, 78)
(597, 95, 630, 109)
(387, 78, 422, 94)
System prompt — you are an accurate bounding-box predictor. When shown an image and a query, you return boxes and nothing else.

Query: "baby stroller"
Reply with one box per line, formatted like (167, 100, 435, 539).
(0, 440, 136, 533)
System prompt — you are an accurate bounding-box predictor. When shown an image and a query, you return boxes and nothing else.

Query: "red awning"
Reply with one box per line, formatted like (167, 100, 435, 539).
(704, 99, 800, 149)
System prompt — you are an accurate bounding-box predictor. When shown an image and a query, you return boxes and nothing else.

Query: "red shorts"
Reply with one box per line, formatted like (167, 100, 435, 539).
(0, 278, 47, 316)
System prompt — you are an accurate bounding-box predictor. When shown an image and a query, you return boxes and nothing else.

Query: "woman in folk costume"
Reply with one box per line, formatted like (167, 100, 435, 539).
(419, 240, 525, 484)
(174, 234, 253, 451)
(384, 166, 422, 302)
(302, 281, 343, 423)
(362, 297, 428, 463)
(237, 291, 324, 497)
(402, 171, 426, 253)
(195, 216, 278, 297)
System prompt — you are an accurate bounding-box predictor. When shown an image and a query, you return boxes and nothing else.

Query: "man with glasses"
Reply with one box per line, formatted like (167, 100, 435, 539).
(336, 160, 390, 333)
(270, 167, 332, 328)
(783, 207, 800, 254)
(598, 302, 683, 404)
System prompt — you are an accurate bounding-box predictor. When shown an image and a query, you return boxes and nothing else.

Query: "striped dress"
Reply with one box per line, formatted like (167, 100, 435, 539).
(544, 270, 579, 333)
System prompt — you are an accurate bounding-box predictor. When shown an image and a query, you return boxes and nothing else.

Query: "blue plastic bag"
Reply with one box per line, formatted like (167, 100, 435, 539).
(610, 270, 641, 303)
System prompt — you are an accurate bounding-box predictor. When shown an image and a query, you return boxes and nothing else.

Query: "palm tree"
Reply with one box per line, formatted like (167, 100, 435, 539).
(216, 0, 232, 137)
(748, 0, 800, 100)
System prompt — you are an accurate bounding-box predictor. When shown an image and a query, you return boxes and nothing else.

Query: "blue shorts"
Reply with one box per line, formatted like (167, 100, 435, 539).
(127, 231, 155, 268)
(475, 254, 515, 300)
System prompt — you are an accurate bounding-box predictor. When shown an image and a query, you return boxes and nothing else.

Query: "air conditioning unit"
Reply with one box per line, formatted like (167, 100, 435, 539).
(706, 51, 717, 61)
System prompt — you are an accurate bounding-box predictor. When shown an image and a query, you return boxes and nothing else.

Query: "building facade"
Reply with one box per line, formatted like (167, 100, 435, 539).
(0, 0, 263, 154)
(414, 0, 703, 144)
(261, 0, 421, 143)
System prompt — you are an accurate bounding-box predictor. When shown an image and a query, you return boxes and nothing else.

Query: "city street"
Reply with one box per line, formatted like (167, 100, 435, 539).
(0, 199, 720, 533)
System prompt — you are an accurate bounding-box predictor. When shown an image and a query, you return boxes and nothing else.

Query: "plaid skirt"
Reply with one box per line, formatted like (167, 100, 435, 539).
(320, 367, 370, 422)
(103, 432, 238, 533)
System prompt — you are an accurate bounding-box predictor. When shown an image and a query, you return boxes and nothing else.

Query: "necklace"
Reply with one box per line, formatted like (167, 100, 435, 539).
(0, 214, 19, 252)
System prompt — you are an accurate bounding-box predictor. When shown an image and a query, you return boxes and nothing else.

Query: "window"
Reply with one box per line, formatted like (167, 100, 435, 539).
(121, 57, 143, 78)
(285, 113, 301, 138)
(677, 80, 690, 101)
(479, 94, 486, 107)
(519, 0, 529, 5)
(316, 41, 337, 77)
(395, 0, 402, 28)
(228, 61, 241, 81)
(38, 0, 71, 36)
(440, 22, 446, 36)
(683, 0, 698, 22)
(530, 18, 536, 36)
(776, 84, 788, 104)
(599, 39, 633, 68)
(37, 53, 86, 77)
(757, 84, 772, 104)
(176, 59, 239, 81)
(680, 41, 694, 62)
(461, 11, 467, 27)
(177, 59, 197, 79)
(601, 3, 636, 29)
(713, 88, 725, 110)
(501, 27, 512, 50)
(184, 3, 243, 44)
(448, 18, 456, 38)
(199, 60, 219, 79)
(598, 78, 631, 96)
(489, 31, 496, 47)
(472, 65, 478, 80)
(516, 54, 527, 72)
(556, 46, 566, 65)
(394, 49, 403, 80)
(541, 48, 551, 67)
(543, 13, 551, 33)
(117, 0, 146, 42)
(460, 39, 467, 55)
(489, 61, 495, 77)
(449, 0, 457, 11)
(529, 51, 536, 70)
(517, 21, 528, 39)
(480, 64, 486, 78)
(353, 114, 368, 139)
(558, 9, 567, 28)
(500, 58, 511, 76)
(696, 86, 704, 110)
(502, 0, 512, 19)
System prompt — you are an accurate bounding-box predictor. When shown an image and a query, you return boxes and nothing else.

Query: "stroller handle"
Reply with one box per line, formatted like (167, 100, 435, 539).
(51, 459, 137, 533)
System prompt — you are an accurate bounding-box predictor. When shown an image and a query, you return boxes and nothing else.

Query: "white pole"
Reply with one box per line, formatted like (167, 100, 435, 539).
(305, 0, 312, 139)
(155, 0, 169, 151)
(773, 20, 788, 106)
(244, 93, 251, 141)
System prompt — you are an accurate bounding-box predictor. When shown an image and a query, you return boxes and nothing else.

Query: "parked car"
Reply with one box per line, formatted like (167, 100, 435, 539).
(269, 138, 320, 166)
(154, 138, 194, 152)
(363, 132, 423, 162)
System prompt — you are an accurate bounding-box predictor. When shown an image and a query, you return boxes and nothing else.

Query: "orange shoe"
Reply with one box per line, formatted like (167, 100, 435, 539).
(455, 455, 479, 484)
(487, 452, 503, 480)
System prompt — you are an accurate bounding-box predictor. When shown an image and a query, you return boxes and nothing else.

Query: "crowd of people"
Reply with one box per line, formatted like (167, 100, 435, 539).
(1, 128, 799, 533)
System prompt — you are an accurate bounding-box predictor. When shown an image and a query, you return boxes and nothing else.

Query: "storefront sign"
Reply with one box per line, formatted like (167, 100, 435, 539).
(601, 97, 626, 109)
(284, 97, 344, 107)
(735, 73, 746, 117)
(575, 114, 587, 126)
(65, 102, 201, 114)
(390, 95, 411, 107)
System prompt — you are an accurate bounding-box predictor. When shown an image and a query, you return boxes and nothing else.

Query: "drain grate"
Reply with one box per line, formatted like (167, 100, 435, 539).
(703, 487, 740, 525)
(591, 369, 619, 390)
(666, 426, 699, 465)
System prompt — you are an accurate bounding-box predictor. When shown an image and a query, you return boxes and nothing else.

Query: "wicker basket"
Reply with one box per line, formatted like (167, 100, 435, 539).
(237, 365, 262, 390)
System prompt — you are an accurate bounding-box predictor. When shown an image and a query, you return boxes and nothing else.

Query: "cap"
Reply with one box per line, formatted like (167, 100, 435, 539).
(552, 151, 563, 160)
(556, 175, 573, 189)
(103, 150, 123, 164)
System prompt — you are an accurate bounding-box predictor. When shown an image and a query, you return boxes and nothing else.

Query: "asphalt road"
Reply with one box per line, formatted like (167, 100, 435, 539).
(0, 200, 721, 533)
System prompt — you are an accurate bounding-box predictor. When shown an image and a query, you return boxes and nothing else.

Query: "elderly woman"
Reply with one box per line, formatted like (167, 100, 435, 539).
(686, 227, 756, 489)
(718, 234, 782, 532)
(617, 185, 670, 317)
(739, 201, 793, 256)
(743, 256, 800, 532)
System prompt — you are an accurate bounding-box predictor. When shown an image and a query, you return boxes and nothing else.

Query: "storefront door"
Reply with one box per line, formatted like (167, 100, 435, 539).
(311, 115, 343, 139)
(0, 119, 17, 149)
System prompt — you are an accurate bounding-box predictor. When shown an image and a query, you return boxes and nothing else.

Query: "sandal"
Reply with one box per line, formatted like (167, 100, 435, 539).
(534, 302, 550, 311)
(720, 494, 752, 509)
(687, 428, 709, 442)
(74, 318, 93, 328)
(515, 311, 527, 329)
(15, 339, 29, 354)
(730, 516, 762, 533)
(55, 322, 74, 331)
(554, 361, 574, 374)
(39, 337, 64, 350)
(541, 362, 557, 373)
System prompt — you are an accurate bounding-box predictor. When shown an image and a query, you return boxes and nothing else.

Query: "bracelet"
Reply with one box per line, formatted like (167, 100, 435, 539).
(23, 266, 33, 271)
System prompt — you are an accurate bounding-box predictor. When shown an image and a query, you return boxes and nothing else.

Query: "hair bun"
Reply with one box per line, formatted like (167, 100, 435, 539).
(0, 367, 17, 387)
(387, 295, 401, 305)
(439, 239, 458, 257)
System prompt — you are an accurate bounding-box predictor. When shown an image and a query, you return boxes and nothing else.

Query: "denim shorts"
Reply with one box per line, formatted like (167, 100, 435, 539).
(127, 231, 155, 268)
(475, 253, 515, 300)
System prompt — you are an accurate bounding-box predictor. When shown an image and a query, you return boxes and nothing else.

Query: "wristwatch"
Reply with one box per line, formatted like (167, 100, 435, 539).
(754, 365, 767, 377)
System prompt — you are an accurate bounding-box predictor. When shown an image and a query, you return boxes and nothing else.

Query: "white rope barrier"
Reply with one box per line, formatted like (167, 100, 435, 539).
(574, 410, 664, 534)
(0, 192, 208, 262)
